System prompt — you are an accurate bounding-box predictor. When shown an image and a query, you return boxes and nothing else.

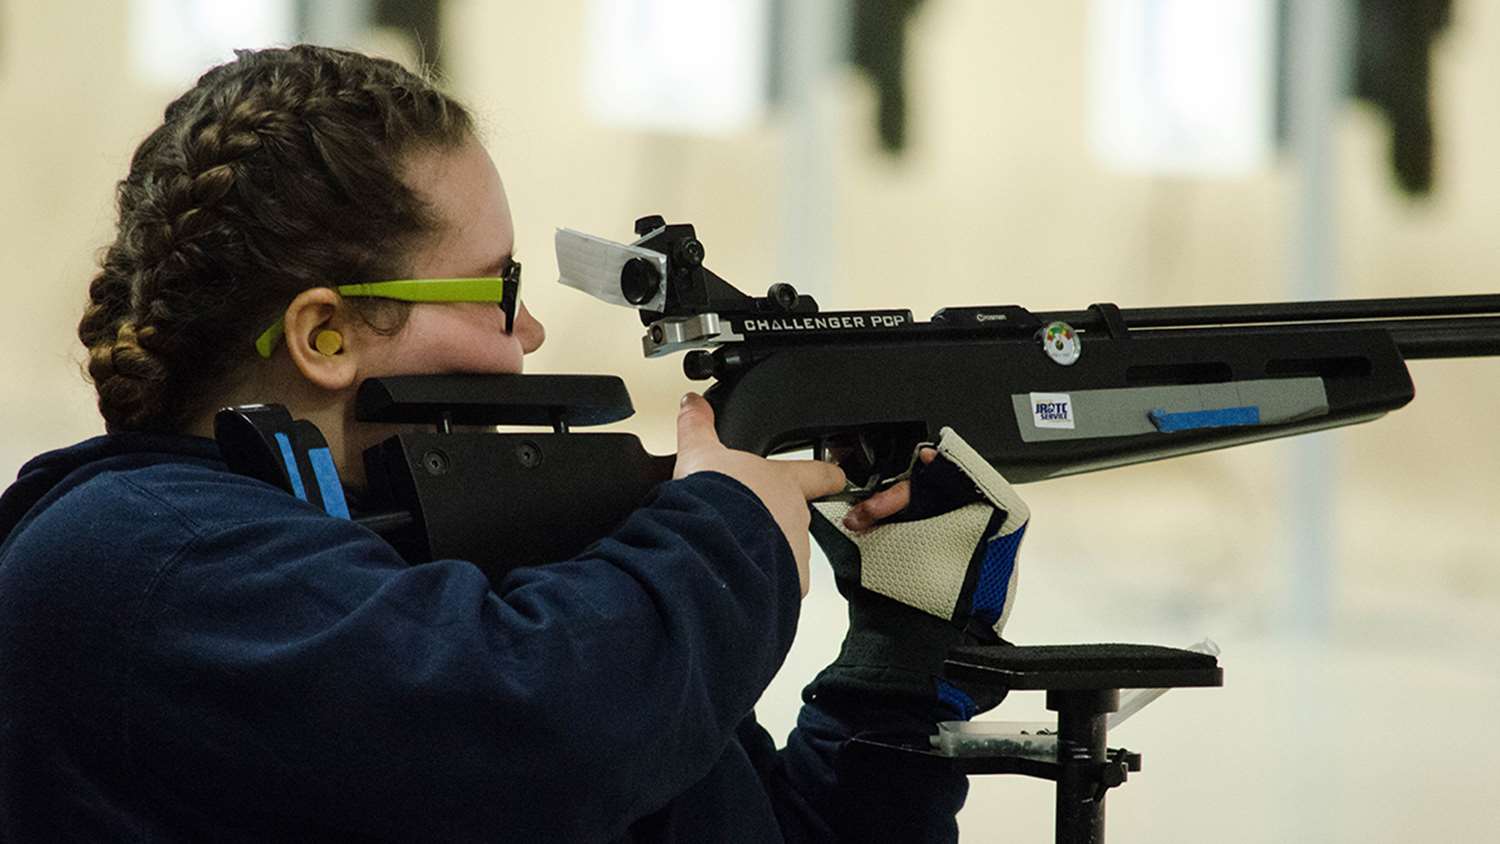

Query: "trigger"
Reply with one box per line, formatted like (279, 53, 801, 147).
(815, 432, 886, 502)
(816, 432, 879, 488)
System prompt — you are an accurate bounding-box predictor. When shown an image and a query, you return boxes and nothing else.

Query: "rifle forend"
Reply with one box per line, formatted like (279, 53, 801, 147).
(557, 217, 1500, 487)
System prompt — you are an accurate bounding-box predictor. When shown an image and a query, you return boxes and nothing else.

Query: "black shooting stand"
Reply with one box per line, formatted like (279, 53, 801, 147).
(845, 643, 1222, 844)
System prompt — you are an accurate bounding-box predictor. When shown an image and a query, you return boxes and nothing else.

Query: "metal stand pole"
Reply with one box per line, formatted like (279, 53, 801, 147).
(1049, 689, 1120, 844)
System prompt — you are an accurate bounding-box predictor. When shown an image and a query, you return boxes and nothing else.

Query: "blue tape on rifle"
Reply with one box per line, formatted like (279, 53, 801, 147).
(308, 447, 351, 520)
(1149, 406, 1261, 433)
(273, 432, 309, 502)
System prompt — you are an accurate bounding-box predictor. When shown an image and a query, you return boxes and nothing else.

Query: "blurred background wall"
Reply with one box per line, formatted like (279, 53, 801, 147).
(1, 1, 1496, 840)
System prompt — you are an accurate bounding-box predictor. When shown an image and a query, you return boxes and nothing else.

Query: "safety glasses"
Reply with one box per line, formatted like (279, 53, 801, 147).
(254, 261, 522, 359)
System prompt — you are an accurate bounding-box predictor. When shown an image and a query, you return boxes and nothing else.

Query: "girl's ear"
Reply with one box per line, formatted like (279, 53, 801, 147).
(282, 288, 360, 392)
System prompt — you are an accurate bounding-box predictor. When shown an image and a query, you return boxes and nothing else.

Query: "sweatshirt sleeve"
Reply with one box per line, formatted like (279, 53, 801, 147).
(734, 702, 970, 843)
(126, 471, 801, 842)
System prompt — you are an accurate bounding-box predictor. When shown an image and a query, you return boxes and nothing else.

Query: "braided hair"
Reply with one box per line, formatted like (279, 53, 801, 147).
(79, 45, 474, 432)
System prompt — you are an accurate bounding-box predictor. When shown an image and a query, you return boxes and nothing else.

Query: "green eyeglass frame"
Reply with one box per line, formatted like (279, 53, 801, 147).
(254, 261, 521, 359)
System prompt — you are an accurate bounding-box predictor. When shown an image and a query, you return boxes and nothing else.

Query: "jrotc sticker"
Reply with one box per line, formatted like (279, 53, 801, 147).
(1030, 392, 1075, 430)
(1041, 321, 1081, 366)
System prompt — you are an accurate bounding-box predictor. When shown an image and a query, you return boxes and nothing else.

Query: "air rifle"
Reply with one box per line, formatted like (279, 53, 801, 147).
(557, 214, 1500, 489)
(220, 214, 1499, 586)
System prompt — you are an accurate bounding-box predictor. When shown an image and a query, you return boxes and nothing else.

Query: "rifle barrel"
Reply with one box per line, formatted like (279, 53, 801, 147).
(1036, 294, 1500, 360)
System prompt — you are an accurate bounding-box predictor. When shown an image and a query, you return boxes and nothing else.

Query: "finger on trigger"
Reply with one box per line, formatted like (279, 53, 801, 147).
(792, 459, 846, 500)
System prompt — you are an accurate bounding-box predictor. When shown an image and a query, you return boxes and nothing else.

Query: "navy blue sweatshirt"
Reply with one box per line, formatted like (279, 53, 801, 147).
(0, 434, 966, 841)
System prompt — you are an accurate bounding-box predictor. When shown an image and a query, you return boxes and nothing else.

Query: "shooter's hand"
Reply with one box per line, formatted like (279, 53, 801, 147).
(806, 428, 1030, 719)
(674, 393, 846, 597)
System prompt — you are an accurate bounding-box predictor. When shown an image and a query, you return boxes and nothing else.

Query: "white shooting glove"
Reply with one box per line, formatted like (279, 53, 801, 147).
(805, 427, 1030, 720)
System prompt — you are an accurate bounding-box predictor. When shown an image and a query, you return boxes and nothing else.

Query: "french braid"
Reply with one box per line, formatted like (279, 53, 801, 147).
(79, 45, 473, 432)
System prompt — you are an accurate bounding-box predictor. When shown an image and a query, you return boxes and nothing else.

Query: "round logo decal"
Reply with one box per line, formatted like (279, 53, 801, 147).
(1041, 321, 1081, 366)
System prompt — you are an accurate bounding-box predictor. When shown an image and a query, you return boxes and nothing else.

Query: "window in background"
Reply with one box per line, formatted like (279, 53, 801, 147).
(130, 0, 296, 86)
(1088, 0, 1276, 175)
(584, 0, 771, 134)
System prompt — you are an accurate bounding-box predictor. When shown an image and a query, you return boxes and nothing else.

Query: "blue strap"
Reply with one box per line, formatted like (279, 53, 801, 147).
(308, 447, 351, 520)
(273, 433, 309, 502)
(1149, 405, 1260, 433)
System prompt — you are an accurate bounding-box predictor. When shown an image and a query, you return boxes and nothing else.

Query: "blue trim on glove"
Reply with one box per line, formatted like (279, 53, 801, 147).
(971, 523, 1025, 629)
(936, 679, 977, 721)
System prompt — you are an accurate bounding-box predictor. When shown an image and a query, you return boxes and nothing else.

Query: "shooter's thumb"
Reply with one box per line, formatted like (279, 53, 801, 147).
(675, 393, 722, 459)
